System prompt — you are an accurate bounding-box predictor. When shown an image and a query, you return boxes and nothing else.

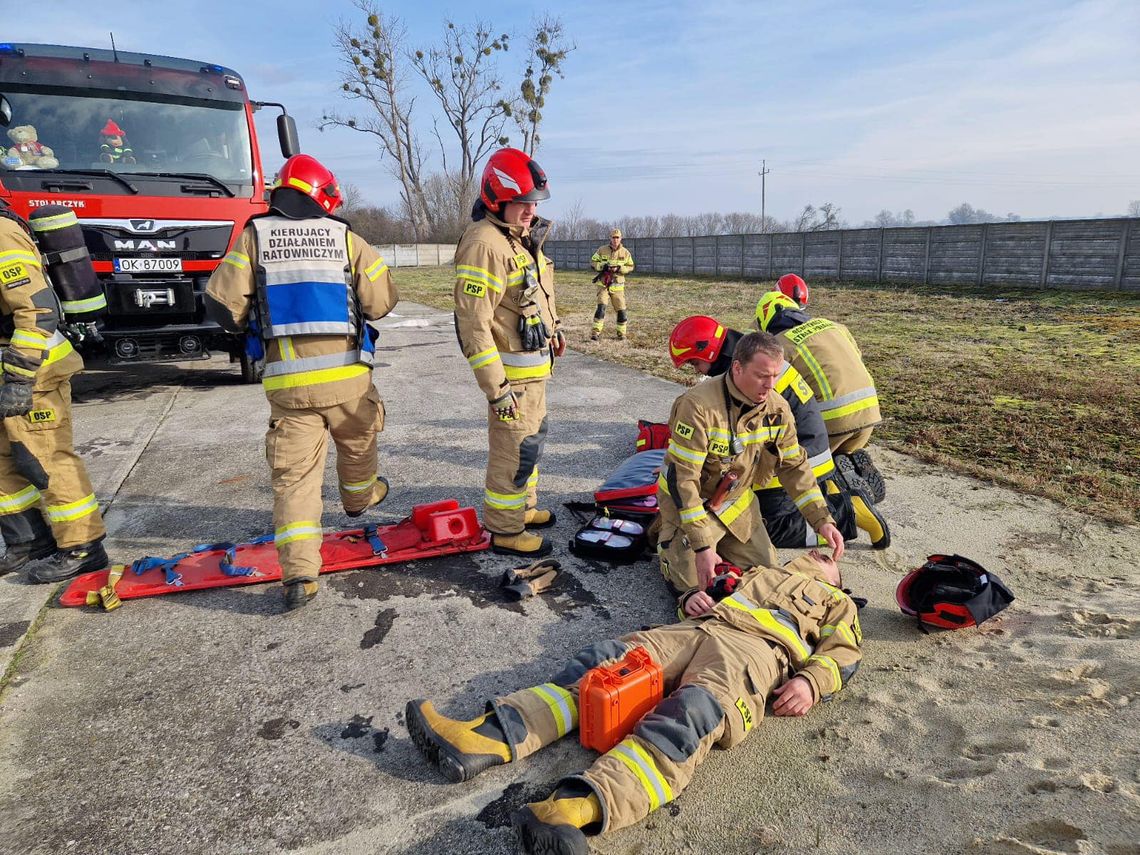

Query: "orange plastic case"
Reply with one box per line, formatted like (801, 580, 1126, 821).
(579, 647, 664, 753)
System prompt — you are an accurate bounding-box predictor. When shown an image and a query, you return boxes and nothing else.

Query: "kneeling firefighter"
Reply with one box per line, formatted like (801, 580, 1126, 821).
(668, 315, 888, 549)
(0, 200, 111, 583)
(205, 154, 398, 612)
(453, 148, 565, 558)
(756, 290, 886, 500)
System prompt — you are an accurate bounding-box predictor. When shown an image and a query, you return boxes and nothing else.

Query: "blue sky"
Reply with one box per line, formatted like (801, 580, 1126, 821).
(6, 0, 1139, 224)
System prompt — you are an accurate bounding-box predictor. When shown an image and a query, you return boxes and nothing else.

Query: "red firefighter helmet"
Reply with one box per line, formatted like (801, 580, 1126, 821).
(272, 154, 343, 214)
(896, 554, 1015, 630)
(777, 273, 809, 307)
(480, 148, 550, 211)
(669, 315, 727, 368)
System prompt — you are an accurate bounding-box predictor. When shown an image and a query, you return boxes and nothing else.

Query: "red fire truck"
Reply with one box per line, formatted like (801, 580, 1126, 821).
(0, 42, 299, 380)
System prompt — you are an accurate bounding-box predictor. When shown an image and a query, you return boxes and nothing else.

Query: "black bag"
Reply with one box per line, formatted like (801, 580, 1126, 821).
(566, 505, 652, 564)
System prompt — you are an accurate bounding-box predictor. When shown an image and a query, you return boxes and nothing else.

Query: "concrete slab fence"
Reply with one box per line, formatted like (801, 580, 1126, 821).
(545, 218, 1140, 292)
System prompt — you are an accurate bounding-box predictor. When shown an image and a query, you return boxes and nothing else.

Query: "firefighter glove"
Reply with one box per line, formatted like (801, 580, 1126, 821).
(0, 381, 33, 417)
(518, 313, 551, 351)
(490, 388, 520, 421)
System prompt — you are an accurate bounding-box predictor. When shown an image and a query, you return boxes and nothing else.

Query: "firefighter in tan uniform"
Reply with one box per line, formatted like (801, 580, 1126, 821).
(406, 548, 862, 854)
(656, 331, 844, 595)
(453, 148, 564, 558)
(756, 290, 886, 497)
(589, 229, 634, 340)
(205, 154, 397, 611)
(0, 203, 109, 583)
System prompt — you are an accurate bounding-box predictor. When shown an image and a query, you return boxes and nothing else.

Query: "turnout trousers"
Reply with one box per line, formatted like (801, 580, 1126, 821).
(484, 379, 547, 535)
(491, 620, 787, 833)
(829, 426, 873, 455)
(657, 506, 778, 592)
(756, 475, 856, 548)
(0, 379, 104, 549)
(592, 285, 628, 334)
(266, 385, 386, 585)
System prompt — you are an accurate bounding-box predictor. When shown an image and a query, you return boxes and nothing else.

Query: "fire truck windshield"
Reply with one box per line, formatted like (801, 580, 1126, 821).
(1, 90, 253, 187)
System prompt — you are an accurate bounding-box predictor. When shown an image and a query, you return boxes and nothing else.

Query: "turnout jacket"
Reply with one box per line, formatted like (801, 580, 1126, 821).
(679, 556, 862, 703)
(0, 214, 82, 391)
(657, 373, 833, 551)
(590, 243, 634, 285)
(205, 217, 397, 410)
(454, 211, 560, 399)
(766, 309, 881, 438)
(708, 327, 834, 489)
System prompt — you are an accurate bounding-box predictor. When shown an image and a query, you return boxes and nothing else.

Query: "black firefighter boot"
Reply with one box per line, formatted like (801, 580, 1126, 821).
(405, 699, 512, 783)
(0, 516, 57, 577)
(26, 540, 109, 584)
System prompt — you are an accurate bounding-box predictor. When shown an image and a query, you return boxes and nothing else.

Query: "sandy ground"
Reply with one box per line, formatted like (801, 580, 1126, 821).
(0, 302, 1137, 855)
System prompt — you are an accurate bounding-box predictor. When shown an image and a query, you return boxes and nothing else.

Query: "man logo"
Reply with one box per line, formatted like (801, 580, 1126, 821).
(130, 219, 157, 232)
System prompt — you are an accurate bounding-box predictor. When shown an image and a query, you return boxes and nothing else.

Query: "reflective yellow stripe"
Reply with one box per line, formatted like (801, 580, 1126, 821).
(29, 211, 79, 232)
(485, 488, 527, 510)
(46, 493, 99, 523)
(609, 285, 625, 292)
(793, 485, 824, 510)
(279, 336, 297, 361)
(0, 250, 41, 268)
(261, 363, 370, 391)
(667, 439, 707, 465)
(0, 484, 41, 514)
(467, 347, 500, 370)
(222, 251, 250, 269)
(795, 345, 833, 400)
(275, 521, 322, 545)
(820, 395, 880, 421)
(715, 488, 754, 526)
(758, 452, 835, 490)
(656, 474, 670, 495)
(365, 258, 389, 281)
(611, 739, 672, 810)
(506, 269, 526, 286)
(707, 427, 730, 440)
(779, 442, 802, 461)
(526, 467, 539, 488)
(4, 363, 37, 379)
(456, 264, 503, 292)
(722, 596, 811, 660)
(61, 294, 108, 313)
(740, 424, 785, 446)
(679, 505, 708, 524)
(43, 336, 75, 367)
(340, 476, 376, 493)
(807, 653, 841, 689)
(820, 622, 857, 646)
(10, 330, 49, 349)
(285, 176, 314, 194)
(503, 362, 550, 381)
(528, 683, 576, 736)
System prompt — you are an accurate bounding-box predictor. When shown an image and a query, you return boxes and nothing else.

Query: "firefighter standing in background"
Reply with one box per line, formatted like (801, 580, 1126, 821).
(669, 315, 889, 549)
(755, 290, 886, 496)
(589, 229, 634, 341)
(656, 331, 844, 595)
(0, 201, 109, 583)
(205, 154, 398, 612)
(453, 148, 565, 558)
(405, 549, 861, 855)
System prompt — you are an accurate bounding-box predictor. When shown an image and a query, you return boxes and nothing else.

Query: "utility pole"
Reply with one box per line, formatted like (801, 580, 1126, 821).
(758, 159, 770, 230)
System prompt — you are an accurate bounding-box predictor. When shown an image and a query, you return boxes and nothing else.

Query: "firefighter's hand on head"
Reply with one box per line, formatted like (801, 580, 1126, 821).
(490, 387, 520, 421)
(695, 547, 721, 589)
(818, 522, 844, 562)
(0, 380, 33, 417)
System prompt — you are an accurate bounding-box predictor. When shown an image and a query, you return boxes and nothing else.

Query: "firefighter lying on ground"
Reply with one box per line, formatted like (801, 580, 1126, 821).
(755, 289, 886, 499)
(655, 330, 844, 595)
(0, 200, 111, 583)
(453, 148, 565, 558)
(406, 548, 862, 855)
(589, 228, 634, 341)
(669, 315, 889, 549)
(205, 154, 398, 612)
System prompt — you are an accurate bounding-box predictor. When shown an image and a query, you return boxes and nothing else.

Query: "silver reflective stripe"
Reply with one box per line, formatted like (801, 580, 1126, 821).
(806, 449, 833, 471)
(500, 350, 549, 367)
(46, 330, 68, 348)
(263, 266, 349, 286)
(266, 321, 355, 337)
(820, 386, 877, 411)
(262, 350, 369, 377)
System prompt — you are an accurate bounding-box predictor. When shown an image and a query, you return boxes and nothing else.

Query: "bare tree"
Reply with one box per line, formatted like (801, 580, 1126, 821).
(322, 2, 433, 239)
(411, 20, 511, 218)
(508, 15, 574, 155)
(556, 198, 586, 239)
(793, 204, 817, 232)
(1128, 200, 1140, 217)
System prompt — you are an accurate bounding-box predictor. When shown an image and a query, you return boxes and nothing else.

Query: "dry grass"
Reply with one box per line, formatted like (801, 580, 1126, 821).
(397, 266, 1140, 525)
